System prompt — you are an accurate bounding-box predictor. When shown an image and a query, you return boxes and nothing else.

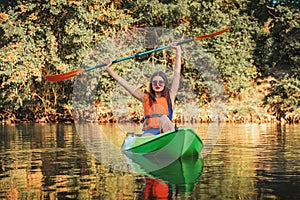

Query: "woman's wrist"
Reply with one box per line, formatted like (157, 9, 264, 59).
(175, 46, 182, 54)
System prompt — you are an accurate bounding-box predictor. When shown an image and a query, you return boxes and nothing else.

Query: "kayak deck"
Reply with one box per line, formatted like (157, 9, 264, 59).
(122, 127, 203, 158)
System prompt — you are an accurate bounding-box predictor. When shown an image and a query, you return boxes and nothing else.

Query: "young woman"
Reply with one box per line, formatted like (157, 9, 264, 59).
(105, 43, 182, 136)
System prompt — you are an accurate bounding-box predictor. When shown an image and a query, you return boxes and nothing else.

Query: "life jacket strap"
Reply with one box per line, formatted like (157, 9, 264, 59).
(144, 114, 163, 126)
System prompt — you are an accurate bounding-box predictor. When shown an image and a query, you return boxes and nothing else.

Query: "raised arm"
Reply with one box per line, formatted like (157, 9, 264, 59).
(105, 60, 144, 102)
(169, 43, 182, 107)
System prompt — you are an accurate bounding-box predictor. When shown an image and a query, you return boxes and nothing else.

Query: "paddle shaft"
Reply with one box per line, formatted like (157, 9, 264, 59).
(84, 38, 194, 72)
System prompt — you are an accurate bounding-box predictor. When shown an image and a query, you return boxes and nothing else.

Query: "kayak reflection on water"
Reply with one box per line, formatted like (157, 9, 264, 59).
(125, 154, 204, 199)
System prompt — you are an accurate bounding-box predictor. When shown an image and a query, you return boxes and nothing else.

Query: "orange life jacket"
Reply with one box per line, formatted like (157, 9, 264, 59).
(143, 93, 172, 130)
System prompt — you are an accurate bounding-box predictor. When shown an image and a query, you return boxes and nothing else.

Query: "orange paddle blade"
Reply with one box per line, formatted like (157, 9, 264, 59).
(194, 26, 231, 41)
(46, 69, 85, 82)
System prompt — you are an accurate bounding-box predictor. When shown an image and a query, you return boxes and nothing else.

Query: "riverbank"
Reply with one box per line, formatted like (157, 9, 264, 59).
(2, 105, 299, 125)
(1, 77, 299, 125)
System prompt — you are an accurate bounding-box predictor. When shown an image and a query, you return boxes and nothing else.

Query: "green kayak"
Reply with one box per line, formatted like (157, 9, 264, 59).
(121, 127, 203, 159)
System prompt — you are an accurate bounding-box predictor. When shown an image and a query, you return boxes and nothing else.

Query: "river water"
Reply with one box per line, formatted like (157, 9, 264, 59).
(0, 123, 299, 199)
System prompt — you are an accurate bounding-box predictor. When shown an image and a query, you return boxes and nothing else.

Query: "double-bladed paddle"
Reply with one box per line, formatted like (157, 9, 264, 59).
(46, 26, 231, 82)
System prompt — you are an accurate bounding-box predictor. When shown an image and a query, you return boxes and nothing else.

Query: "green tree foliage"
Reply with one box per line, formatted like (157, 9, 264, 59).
(252, 0, 299, 78)
(0, 0, 299, 123)
(0, 0, 134, 122)
(265, 77, 300, 122)
(249, 0, 300, 120)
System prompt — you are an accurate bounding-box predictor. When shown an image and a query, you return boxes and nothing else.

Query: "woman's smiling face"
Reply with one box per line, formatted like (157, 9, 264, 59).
(151, 75, 165, 93)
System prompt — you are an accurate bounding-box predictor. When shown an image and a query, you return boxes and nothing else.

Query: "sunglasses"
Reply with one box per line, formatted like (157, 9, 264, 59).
(151, 80, 165, 87)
